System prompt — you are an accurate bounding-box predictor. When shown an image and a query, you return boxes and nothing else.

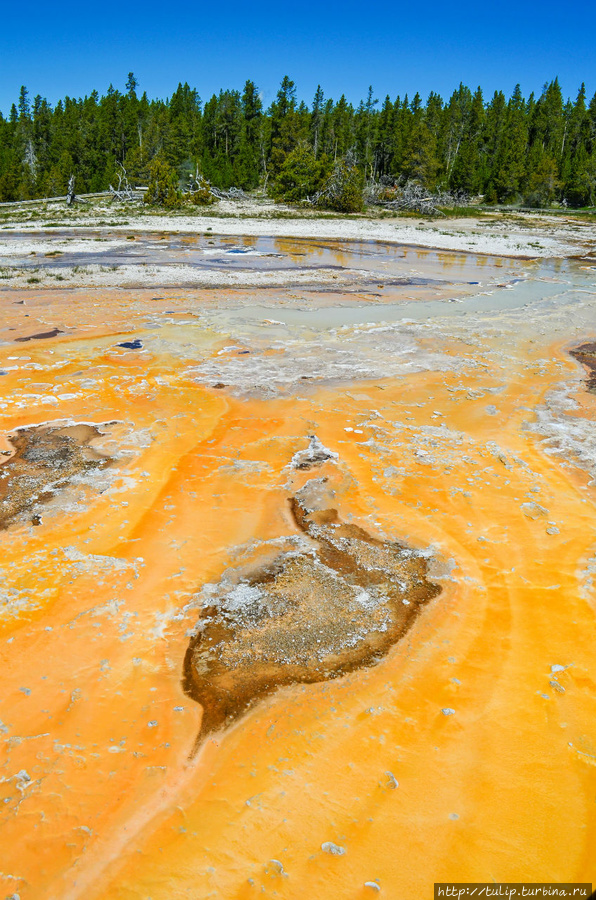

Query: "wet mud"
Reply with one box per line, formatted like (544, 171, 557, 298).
(0, 423, 113, 530)
(569, 342, 596, 392)
(15, 327, 64, 342)
(183, 476, 440, 744)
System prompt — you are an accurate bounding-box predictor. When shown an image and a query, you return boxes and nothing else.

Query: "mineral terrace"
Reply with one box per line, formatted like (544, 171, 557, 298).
(0, 210, 595, 898)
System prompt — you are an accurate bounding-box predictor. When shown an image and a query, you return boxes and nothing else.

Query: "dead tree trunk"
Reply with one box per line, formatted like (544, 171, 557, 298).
(66, 174, 76, 206)
(109, 164, 138, 202)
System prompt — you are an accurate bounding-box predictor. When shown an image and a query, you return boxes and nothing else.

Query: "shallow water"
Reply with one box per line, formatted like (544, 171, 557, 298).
(1, 231, 524, 300)
(1, 229, 521, 275)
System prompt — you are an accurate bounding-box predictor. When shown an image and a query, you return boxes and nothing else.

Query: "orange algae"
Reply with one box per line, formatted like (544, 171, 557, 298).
(0, 258, 595, 900)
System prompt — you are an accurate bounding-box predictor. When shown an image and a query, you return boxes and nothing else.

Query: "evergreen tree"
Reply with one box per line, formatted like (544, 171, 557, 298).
(144, 155, 181, 207)
(329, 95, 353, 161)
(269, 76, 302, 176)
(234, 80, 263, 188)
(271, 142, 328, 201)
(354, 86, 378, 178)
(311, 85, 325, 158)
(373, 96, 394, 179)
(450, 87, 485, 193)
(484, 90, 507, 201)
(492, 85, 528, 200)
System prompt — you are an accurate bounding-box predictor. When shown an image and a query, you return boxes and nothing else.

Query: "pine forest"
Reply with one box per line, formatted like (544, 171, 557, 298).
(1, 73, 595, 209)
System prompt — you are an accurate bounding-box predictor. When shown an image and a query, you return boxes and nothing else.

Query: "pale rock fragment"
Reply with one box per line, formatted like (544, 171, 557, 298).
(291, 434, 339, 470)
(385, 771, 399, 789)
(269, 859, 286, 876)
(322, 841, 346, 856)
(521, 501, 549, 519)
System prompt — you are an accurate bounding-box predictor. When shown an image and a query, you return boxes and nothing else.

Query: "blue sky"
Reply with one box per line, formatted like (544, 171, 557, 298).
(1, 0, 594, 114)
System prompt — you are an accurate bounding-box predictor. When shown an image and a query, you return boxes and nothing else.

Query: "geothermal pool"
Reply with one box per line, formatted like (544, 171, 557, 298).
(0, 236, 595, 898)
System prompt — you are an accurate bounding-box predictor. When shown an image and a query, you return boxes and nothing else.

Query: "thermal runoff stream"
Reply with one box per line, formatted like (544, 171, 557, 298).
(1, 234, 595, 898)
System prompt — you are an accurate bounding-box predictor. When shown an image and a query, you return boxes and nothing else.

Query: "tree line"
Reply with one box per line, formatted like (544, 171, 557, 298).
(1, 73, 595, 208)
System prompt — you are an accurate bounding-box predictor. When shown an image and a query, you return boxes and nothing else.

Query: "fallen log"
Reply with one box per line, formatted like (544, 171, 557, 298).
(365, 179, 469, 217)
(109, 164, 140, 202)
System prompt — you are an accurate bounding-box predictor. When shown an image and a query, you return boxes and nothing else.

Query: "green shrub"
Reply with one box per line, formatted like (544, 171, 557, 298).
(186, 174, 215, 206)
(144, 156, 181, 208)
(316, 161, 364, 213)
(271, 144, 328, 202)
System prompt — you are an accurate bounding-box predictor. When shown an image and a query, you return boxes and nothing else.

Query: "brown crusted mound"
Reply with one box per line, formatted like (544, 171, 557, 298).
(570, 342, 596, 392)
(0, 423, 113, 530)
(183, 478, 441, 746)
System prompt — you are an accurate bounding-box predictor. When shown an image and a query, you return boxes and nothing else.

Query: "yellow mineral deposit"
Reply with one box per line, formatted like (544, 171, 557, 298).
(0, 234, 595, 899)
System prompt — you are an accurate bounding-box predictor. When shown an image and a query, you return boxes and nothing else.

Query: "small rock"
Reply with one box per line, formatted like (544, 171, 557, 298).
(441, 708, 455, 716)
(385, 771, 399, 789)
(291, 435, 339, 470)
(521, 501, 548, 519)
(269, 859, 286, 876)
(321, 841, 346, 856)
(365, 882, 381, 891)
(15, 770, 31, 792)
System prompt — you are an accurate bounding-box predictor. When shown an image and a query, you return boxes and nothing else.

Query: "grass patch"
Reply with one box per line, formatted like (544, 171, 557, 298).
(437, 206, 490, 218)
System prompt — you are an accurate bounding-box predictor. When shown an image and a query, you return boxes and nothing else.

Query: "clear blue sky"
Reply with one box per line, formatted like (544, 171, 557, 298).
(1, 0, 594, 114)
